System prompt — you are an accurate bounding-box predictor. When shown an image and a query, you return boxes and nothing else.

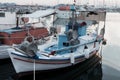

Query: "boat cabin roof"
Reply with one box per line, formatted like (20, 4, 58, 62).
(21, 9, 56, 18)
(0, 28, 22, 34)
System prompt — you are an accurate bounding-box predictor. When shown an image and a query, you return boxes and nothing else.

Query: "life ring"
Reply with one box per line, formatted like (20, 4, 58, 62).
(102, 38, 107, 45)
(84, 49, 90, 59)
(84, 45, 90, 59)
(70, 53, 75, 64)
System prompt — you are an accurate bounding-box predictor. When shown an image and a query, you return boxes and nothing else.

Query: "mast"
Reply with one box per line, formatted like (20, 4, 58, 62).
(100, 11, 106, 38)
(103, 11, 106, 37)
(71, 0, 76, 30)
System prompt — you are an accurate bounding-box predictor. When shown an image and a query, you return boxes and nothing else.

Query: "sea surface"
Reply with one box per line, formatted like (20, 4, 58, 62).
(102, 12, 120, 80)
(0, 12, 120, 80)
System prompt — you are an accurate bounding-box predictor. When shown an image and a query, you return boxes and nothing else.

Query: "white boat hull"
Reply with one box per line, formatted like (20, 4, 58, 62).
(9, 47, 98, 73)
(0, 45, 11, 59)
(9, 52, 73, 73)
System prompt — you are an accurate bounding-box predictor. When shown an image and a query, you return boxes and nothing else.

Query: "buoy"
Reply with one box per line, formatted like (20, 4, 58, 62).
(102, 39, 107, 45)
(70, 53, 75, 64)
(84, 48, 90, 59)
(84, 45, 90, 59)
(93, 42, 96, 48)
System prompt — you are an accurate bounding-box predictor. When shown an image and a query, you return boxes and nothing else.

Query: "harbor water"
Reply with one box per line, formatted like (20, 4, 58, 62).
(102, 12, 120, 80)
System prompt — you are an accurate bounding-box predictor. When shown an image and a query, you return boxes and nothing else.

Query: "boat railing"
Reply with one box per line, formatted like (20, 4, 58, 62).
(56, 39, 96, 53)
(12, 46, 30, 56)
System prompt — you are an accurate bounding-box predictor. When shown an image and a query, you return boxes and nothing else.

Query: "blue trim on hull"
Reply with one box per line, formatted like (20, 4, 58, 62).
(11, 52, 84, 61)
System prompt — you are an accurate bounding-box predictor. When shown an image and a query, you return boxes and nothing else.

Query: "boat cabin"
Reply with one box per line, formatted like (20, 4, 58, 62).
(0, 27, 48, 45)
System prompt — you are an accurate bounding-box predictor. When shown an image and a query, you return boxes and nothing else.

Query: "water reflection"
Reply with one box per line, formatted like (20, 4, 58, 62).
(9, 63, 102, 80)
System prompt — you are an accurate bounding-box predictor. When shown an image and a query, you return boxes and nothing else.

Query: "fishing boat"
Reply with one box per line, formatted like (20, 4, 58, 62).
(8, 2, 106, 74)
(0, 9, 56, 59)
(0, 27, 48, 59)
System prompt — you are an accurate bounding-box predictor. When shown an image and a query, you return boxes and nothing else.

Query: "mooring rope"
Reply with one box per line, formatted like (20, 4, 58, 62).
(33, 59, 36, 80)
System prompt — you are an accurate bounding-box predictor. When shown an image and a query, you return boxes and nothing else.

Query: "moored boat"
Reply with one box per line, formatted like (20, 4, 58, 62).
(8, 1, 106, 74)
(0, 27, 48, 59)
(0, 9, 56, 59)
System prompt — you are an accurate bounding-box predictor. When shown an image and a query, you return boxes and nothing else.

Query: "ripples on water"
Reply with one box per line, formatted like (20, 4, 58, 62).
(102, 12, 120, 80)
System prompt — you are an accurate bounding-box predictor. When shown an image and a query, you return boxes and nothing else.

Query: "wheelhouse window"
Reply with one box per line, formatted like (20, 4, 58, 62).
(0, 13, 5, 17)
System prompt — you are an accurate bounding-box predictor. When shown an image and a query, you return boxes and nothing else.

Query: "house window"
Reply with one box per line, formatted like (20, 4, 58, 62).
(0, 13, 5, 17)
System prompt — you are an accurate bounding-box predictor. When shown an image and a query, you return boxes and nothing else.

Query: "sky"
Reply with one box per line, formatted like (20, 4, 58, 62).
(0, 0, 120, 7)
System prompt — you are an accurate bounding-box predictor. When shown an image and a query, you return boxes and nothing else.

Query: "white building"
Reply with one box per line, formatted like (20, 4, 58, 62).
(0, 10, 16, 29)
